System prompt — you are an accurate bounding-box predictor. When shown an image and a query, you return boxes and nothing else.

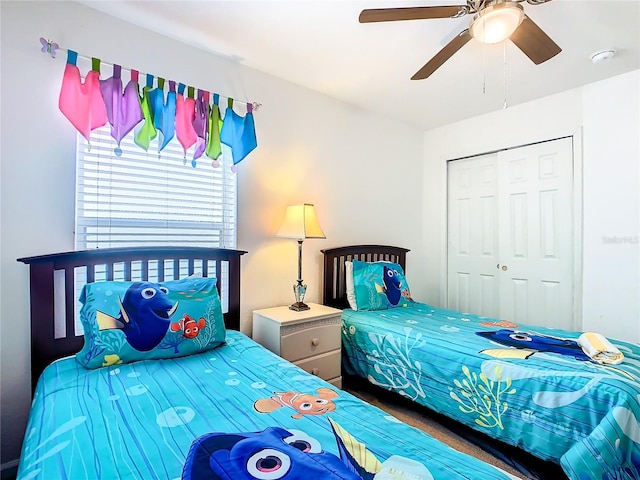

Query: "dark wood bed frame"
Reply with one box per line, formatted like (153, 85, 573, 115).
(322, 245, 409, 310)
(18, 246, 246, 391)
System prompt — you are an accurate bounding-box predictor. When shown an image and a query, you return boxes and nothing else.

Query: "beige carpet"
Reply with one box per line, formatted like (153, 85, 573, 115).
(345, 385, 533, 480)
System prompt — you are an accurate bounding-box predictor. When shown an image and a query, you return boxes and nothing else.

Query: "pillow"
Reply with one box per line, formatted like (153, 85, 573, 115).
(351, 260, 413, 311)
(76, 277, 225, 369)
(345, 261, 358, 310)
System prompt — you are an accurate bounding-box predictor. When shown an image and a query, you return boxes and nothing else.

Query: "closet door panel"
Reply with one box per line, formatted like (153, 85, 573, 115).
(498, 138, 574, 329)
(447, 155, 500, 318)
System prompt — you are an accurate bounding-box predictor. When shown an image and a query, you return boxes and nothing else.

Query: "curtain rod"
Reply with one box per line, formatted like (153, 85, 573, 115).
(39, 37, 261, 111)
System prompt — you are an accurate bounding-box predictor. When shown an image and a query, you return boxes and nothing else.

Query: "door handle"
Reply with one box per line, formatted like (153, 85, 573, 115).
(501, 265, 508, 271)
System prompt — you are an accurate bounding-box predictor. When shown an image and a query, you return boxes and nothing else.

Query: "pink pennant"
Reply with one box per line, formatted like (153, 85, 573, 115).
(176, 93, 197, 154)
(59, 63, 107, 141)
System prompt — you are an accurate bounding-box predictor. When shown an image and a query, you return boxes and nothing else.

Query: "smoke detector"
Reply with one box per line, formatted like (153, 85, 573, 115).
(590, 49, 616, 64)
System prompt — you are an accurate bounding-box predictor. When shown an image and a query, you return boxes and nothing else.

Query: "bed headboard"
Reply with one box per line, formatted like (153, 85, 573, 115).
(322, 245, 409, 310)
(18, 246, 246, 390)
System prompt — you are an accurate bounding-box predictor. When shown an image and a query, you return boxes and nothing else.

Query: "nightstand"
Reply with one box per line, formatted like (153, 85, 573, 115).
(252, 303, 343, 388)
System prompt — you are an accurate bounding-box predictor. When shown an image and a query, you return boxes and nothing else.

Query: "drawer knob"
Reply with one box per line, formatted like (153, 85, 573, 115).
(311, 368, 319, 375)
(311, 338, 320, 346)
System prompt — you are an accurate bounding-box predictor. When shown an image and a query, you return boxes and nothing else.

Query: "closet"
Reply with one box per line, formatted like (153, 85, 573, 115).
(447, 137, 575, 330)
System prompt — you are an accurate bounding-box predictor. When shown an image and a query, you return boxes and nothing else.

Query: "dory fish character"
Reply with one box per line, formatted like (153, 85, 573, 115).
(375, 266, 403, 305)
(170, 313, 206, 339)
(254, 388, 338, 419)
(182, 419, 433, 480)
(97, 282, 178, 351)
(477, 329, 590, 361)
(181, 426, 363, 480)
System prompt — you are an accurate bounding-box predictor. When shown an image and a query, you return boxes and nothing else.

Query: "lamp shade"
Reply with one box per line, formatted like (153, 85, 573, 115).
(275, 204, 326, 240)
(469, 2, 524, 44)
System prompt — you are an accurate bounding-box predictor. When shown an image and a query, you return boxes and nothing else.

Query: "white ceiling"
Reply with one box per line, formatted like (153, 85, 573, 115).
(80, 0, 640, 131)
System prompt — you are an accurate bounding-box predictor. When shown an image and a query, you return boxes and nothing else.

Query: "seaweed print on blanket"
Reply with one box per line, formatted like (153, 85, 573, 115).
(449, 364, 516, 430)
(366, 327, 426, 401)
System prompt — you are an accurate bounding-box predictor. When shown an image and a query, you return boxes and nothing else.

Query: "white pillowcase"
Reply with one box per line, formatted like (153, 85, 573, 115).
(345, 261, 357, 310)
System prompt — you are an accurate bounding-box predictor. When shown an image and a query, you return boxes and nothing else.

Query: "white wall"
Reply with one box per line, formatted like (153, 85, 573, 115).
(422, 70, 640, 343)
(581, 71, 640, 342)
(0, 1, 424, 464)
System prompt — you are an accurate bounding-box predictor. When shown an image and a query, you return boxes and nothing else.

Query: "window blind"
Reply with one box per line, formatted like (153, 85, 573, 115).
(75, 127, 237, 250)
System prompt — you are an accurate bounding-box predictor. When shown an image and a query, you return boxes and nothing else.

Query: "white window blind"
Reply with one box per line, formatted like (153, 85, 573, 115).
(75, 126, 237, 250)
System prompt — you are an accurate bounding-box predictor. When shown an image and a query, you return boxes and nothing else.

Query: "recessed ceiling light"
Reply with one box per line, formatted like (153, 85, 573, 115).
(590, 49, 616, 64)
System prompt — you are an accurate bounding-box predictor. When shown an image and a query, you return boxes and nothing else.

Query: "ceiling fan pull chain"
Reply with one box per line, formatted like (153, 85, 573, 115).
(482, 40, 486, 94)
(503, 40, 508, 109)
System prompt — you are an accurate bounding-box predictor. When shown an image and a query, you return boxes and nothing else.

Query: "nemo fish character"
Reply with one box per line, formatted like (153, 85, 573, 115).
(170, 313, 206, 339)
(479, 320, 520, 328)
(254, 388, 339, 419)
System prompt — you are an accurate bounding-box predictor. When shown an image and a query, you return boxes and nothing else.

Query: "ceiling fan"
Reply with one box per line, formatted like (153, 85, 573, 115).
(359, 0, 561, 80)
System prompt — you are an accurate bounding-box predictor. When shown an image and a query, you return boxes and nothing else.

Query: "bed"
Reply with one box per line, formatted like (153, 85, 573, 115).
(322, 244, 640, 480)
(15, 246, 522, 480)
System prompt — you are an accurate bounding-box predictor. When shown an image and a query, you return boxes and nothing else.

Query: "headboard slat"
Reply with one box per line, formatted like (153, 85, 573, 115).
(322, 245, 409, 310)
(125, 261, 132, 281)
(142, 260, 149, 281)
(19, 247, 247, 392)
(64, 266, 75, 339)
(158, 259, 165, 281)
(173, 259, 180, 279)
(188, 258, 195, 276)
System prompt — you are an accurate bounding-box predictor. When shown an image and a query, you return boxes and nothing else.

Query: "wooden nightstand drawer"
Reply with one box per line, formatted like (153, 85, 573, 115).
(294, 349, 341, 380)
(281, 324, 341, 361)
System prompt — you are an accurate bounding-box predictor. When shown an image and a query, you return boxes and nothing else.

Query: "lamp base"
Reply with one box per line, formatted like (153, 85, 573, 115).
(289, 302, 310, 312)
(291, 282, 308, 312)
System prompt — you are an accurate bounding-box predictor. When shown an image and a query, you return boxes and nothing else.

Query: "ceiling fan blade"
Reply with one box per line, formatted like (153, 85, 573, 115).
(411, 29, 471, 80)
(359, 6, 466, 23)
(510, 15, 561, 65)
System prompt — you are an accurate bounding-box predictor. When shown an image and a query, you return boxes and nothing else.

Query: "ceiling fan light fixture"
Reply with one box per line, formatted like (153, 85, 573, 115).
(470, 2, 525, 44)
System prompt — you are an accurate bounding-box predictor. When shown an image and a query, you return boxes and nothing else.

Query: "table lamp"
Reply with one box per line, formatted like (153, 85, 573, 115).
(275, 204, 326, 311)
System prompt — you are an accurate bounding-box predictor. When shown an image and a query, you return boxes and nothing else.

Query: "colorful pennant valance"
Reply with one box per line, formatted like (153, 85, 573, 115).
(44, 38, 259, 169)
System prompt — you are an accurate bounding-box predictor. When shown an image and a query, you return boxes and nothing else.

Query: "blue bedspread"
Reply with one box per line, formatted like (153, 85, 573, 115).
(17, 330, 519, 480)
(341, 303, 640, 480)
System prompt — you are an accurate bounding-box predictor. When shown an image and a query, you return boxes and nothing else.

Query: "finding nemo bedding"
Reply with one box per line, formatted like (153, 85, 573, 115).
(17, 330, 519, 480)
(340, 303, 640, 480)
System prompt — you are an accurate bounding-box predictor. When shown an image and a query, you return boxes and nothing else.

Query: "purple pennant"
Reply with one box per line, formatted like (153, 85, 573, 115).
(100, 65, 143, 154)
(192, 89, 209, 161)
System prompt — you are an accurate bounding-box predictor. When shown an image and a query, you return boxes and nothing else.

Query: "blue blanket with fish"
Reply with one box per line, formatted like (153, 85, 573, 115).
(341, 303, 640, 480)
(17, 330, 519, 480)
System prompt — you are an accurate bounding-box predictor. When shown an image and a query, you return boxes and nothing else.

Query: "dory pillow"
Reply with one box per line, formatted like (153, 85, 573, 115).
(351, 260, 413, 311)
(76, 277, 225, 369)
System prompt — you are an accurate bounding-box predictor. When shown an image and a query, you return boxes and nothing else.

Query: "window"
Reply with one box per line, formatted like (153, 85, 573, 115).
(75, 126, 237, 250)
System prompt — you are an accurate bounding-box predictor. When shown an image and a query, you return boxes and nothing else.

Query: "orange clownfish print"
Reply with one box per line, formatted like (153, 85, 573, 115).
(170, 314, 206, 339)
(254, 388, 339, 419)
